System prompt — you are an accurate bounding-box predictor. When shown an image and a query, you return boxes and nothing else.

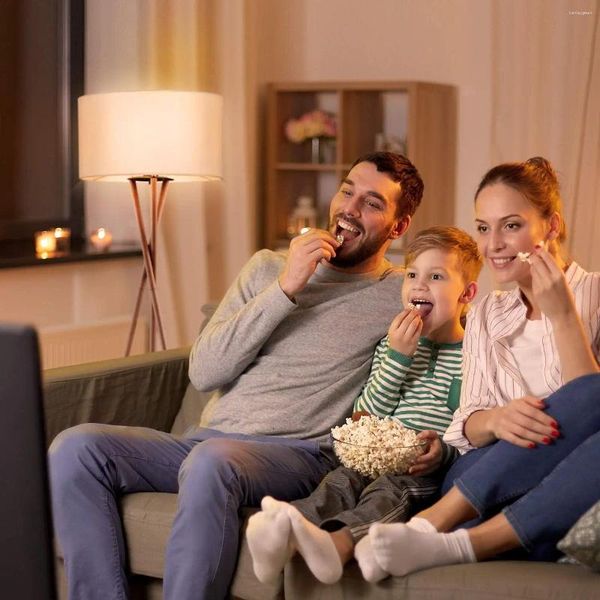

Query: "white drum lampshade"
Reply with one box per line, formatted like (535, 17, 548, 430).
(78, 90, 223, 181)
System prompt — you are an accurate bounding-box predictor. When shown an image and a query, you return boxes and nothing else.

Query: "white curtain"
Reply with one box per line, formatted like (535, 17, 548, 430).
(140, 0, 257, 346)
(491, 0, 600, 270)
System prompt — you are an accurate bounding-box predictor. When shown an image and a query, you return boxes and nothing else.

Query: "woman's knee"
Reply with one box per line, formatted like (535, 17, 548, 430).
(547, 373, 600, 423)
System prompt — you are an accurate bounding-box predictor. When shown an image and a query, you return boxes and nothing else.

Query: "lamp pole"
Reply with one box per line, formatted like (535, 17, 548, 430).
(125, 176, 171, 355)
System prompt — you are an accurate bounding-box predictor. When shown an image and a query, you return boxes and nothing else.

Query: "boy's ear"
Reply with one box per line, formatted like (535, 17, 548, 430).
(460, 281, 478, 304)
(390, 215, 411, 239)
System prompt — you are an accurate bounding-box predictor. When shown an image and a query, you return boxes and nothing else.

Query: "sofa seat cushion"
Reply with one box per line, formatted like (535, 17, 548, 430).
(120, 492, 283, 600)
(284, 555, 600, 600)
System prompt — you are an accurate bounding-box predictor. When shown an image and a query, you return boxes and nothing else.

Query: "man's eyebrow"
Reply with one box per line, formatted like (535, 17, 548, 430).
(341, 178, 388, 204)
(368, 191, 387, 203)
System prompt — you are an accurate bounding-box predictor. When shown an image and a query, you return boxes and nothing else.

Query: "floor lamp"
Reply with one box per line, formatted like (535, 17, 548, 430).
(78, 91, 223, 354)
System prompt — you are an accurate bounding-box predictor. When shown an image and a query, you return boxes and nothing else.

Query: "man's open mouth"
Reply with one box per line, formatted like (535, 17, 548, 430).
(335, 218, 362, 243)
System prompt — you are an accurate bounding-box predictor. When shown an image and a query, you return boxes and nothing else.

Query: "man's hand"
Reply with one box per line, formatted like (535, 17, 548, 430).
(388, 308, 423, 356)
(278, 229, 341, 299)
(409, 430, 442, 475)
(489, 396, 559, 448)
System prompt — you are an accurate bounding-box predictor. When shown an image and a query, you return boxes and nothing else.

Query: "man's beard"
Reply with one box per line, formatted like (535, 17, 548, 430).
(328, 218, 394, 268)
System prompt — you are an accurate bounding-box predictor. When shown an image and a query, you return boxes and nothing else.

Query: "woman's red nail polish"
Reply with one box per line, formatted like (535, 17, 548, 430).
(528, 442, 536, 449)
(542, 436, 551, 444)
(550, 429, 560, 438)
(550, 420, 559, 428)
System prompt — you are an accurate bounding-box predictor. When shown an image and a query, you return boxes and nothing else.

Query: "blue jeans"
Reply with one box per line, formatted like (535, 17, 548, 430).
(442, 373, 600, 561)
(48, 424, 331, 600)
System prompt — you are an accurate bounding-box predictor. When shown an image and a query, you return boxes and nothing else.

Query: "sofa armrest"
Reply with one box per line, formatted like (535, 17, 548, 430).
(42, 346, 191, 446)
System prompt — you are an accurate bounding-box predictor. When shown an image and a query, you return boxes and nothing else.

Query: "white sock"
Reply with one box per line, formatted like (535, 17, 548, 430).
(406, 516, 438, 533)
(354, 535, 388, 583)
(370, 523, 475, 576)
(287, 504, 343, 584)
(354, 517, 435, 582)
(246, 497, 295, 583)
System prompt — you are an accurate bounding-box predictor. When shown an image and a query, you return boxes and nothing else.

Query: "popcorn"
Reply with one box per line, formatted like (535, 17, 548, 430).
(331, 415, 425, 479)
(336, 234, 344, 245)
(407, 302, 416, 310)
(518, 241, 547, 263)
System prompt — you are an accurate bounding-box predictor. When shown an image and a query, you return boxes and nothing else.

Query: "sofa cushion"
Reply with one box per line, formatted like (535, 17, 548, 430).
(120, 492, 283, 600)
(168, 383, 213, 435)
(557, 499, 600, 571)
(284, 556, 600, 600)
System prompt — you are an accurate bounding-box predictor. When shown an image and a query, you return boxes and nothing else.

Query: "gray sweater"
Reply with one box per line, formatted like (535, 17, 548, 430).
(189, 249, 403, 443)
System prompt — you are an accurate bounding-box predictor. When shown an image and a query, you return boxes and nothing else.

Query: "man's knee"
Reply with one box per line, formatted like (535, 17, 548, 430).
(48, 423, 114, 480)
(179, 438, 243, 487)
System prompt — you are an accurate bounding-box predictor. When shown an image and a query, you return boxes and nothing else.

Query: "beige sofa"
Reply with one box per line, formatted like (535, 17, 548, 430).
(44, 346, 600, 600)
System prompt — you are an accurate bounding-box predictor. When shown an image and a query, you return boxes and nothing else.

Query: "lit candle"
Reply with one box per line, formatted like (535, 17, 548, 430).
(90, 227, 113, 251)
(53, 227, 71, 252)
(35, 230, 57, 259)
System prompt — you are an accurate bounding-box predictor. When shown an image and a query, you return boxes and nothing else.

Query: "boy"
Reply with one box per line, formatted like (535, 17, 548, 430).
(246, 226, 482, 584)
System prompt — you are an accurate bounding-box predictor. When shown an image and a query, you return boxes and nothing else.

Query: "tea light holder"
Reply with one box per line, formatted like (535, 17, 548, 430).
(53, 227, 71, 253)
(35, 230, 57, 259)
(90, 228, 113, 251)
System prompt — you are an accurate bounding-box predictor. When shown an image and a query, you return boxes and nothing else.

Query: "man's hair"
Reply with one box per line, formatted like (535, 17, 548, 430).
(351, 152, 424, 219)
(405, 226, 483, 284)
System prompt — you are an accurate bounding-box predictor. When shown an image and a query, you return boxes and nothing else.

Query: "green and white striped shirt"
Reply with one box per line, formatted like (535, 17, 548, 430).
(354, 336, 462, 436)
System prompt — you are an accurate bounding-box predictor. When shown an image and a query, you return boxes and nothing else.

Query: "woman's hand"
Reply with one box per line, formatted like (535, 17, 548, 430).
(530, 247, 599, 381)
(529, 248, 576, 323)
(388, 308, 423, 356)
(488, 396, 559, 448)
(409, 430, 442, 475)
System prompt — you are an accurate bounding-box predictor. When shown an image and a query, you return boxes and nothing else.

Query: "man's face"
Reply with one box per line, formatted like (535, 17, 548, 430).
(327, 162, 405, 270)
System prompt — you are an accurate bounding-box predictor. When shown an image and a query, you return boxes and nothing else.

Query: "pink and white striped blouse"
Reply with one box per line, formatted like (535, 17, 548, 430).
(443, 262, 600, 453)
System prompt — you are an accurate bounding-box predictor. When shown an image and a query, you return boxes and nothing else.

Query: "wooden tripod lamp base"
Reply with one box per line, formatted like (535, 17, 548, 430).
(125, 176, 171, 355)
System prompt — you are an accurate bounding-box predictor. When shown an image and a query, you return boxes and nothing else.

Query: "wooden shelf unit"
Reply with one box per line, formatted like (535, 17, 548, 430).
(264, 81, 457, 250)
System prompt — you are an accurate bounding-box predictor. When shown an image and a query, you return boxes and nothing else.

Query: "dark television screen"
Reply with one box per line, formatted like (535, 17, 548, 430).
(0, 0, 84, 245)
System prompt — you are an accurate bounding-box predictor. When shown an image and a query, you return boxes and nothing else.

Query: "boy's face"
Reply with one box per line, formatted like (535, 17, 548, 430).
(401, 248, 469, 341)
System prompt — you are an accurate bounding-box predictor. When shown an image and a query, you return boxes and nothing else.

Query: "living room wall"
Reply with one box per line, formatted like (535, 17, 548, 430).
(249, 0, 496, 292)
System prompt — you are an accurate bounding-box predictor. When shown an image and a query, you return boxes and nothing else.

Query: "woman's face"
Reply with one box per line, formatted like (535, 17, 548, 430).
(475, 183, 550, 286)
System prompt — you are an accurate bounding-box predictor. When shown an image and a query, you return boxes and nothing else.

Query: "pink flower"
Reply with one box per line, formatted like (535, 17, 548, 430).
(284, 109, 337, 143)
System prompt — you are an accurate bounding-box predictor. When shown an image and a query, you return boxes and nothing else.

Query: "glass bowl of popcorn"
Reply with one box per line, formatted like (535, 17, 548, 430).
(331, 415, 426, 479)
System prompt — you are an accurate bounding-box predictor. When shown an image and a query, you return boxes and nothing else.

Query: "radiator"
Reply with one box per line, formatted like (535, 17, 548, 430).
(39, 317, 148, 369)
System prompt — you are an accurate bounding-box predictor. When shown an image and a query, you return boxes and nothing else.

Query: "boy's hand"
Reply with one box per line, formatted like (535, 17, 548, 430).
(278, 229, 341, 299)
(388, 308, 423, 356)
(408, 430, 442, 475)
(351, 410, 371, 422)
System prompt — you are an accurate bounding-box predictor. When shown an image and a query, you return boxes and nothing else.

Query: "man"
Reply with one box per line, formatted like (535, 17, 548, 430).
(49, 152, 424, 600)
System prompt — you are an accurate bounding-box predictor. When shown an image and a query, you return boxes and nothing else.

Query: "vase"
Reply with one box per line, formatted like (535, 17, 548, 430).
(310, 137, 335, 164)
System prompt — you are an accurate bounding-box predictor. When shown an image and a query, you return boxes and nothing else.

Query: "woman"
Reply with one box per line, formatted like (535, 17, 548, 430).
(354, 157, 600, 581)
